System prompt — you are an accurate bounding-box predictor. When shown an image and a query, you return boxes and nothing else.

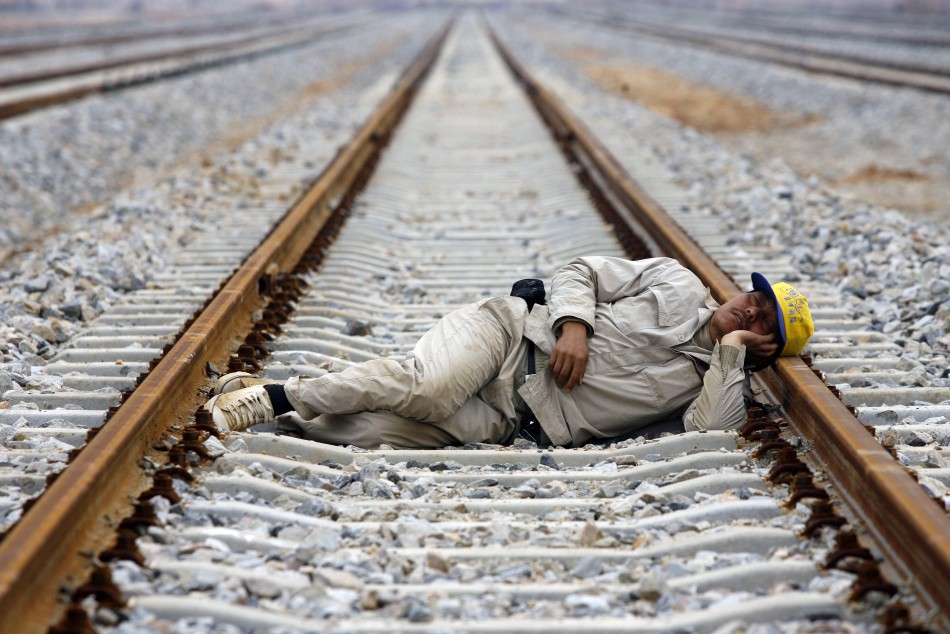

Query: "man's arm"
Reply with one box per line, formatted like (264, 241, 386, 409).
(549, 320, 588, 393)
(682, 337, 753, 431)
(546, 257, 682, 393)
(547, 256, 681, 336)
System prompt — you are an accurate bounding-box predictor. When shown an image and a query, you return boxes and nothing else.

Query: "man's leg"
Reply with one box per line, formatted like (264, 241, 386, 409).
(283, 300, 512, 423)
(277, 411, 457, 449)
(276, 394, 511, 449)
(205, 298, 524, 435)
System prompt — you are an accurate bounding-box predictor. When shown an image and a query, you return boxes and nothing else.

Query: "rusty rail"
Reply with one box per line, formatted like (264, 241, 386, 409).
(0, 19, 363, 121)
(0, 9, 332, 59)
(490, 26, 950, 629)
(0, 22, 347, 89)
(548, 6, 950, 95)
(0, 22, 450, 634)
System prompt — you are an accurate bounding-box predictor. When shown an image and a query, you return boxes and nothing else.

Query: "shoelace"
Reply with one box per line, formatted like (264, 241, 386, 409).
(222, 390, 273, 426)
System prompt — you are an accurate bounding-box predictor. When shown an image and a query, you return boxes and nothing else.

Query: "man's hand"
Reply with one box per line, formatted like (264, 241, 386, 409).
(721, 330, 778, 368)
(549, 321, 589, 393)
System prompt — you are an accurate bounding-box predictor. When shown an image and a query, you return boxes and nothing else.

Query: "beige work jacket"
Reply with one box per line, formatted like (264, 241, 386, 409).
(518, 256, 749, 447)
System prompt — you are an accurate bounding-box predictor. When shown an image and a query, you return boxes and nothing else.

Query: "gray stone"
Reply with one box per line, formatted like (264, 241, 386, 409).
(355, 464, 383, 481)
(906, 432, 933, 447)
(402, 598, 433, 623)
(341, 319, 373, 337)
(571, 556, 604, 579)
(93, 608, 120, 627)
(315, 568, 361, 590)
(294, 524, 341, 558)
(496, 564, 532, 580)
(670, 468, 701, 483)
(23, 276, 51, 293)
(637, 575, 668, 601)
(47, 318, 73, 343)
(428, 461, 461, 472)
(564, 593, 611, 615)
(17, 339, 37, 355)
(0, 372, 15, 394)
(244, 576, 284, 599)
(296, 498, 333, 517)
(363, 479, 395, 499)
(596, 484, 625, 498)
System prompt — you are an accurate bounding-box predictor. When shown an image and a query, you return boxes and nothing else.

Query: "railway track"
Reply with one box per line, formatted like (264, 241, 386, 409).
(573, 1, 950, 52)
(704, 11, 950, 49)
(0, 8, 335, 58)
(547, 5, 950, 96)
(1, 13, 948, 633)
(0, 10, 370, 121)
(679, 3, 950, 47)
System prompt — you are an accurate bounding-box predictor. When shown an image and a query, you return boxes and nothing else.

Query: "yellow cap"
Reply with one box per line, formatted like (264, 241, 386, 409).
(751, 273, 814, 356)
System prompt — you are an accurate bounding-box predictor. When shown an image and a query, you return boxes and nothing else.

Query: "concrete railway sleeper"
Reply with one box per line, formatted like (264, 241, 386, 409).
(0, 14, 946, 634)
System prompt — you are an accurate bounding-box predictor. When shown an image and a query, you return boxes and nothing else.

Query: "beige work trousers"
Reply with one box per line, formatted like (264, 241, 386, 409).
(279, 297, 530, 449)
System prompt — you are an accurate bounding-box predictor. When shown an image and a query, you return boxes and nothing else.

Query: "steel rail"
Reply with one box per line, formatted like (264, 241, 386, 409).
(721, 16, 950, 49)
(0, 22, 451, 634)
(615, 2, 950, 49)
(0, 9, 334, 58)
(615, 13, 950, 78)
(0, 22, 336, 88)
(549, 6, 950, 95)
(489, 27, 950, 629)
(0, 19, 363, 121)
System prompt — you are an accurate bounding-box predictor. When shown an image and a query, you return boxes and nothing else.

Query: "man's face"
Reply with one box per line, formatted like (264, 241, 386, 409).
(710, 291, 780, 343)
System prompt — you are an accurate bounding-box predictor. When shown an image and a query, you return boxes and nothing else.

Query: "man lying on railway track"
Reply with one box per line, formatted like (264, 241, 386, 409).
(204, 256, 813, 449)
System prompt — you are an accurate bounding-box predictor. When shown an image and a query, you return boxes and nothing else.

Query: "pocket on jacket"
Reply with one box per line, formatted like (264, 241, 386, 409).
(641, 358, 703, 414)
(608, 294, 661, 334)
(570, 364, 661, 426)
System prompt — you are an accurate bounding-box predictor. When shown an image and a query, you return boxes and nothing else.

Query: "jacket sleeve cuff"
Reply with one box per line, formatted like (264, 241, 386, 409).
(552, 316, 593, 337)
(717, 343, 743, 371)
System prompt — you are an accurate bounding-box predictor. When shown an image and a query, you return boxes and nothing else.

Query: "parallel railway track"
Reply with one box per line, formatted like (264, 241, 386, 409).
(0, 11, 370, 121)
(0, 14, 947, 633)
(663, 3, 950, 48)
(707, 13, 950, 49)
(0, 8, 335, 58)
(548, 5, 950, 95)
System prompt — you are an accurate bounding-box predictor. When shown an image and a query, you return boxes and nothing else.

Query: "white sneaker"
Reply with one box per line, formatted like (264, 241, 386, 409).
(204, 385, 275, 434)
(213, 371, 282, 395)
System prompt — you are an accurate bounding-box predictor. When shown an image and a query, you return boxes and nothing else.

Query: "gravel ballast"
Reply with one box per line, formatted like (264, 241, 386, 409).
(514, 8, 950, 220)
(0, 12, 423, 259)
